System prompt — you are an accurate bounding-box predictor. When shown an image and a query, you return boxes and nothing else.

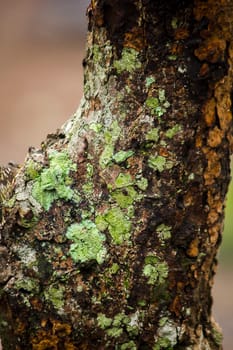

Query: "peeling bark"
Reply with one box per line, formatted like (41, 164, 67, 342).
(0, 1, 233, 349)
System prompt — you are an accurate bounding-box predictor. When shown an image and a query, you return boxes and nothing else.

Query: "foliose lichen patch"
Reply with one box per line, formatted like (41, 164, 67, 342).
(66, 220, 107, 264)
(31, 150, 77, 210)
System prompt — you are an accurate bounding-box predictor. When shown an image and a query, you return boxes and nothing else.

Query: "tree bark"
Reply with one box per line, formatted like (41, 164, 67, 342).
(0, 0, 233, 349)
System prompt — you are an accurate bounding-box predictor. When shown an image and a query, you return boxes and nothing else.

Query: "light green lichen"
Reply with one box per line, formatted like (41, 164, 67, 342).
(96, 207, 131, 244)
(99, 121, 121, 168)
(145, 97, 160, 113)
(25, 159, 41, 180)
(89, 122, 103, 133)
(14, 277, 39, 293)
(145, 76, 156, 88)
(111, 188, 135, 208)
(127, 205, 135, 218)
(66, 220, 107, 264)
(114, 48, 142, 73)
(120, 341, 137, 350)
(153, 318, 178, 349)
(158, 89, 166, 103)
(143, 255, 168, 285)
(44, 284, 65, 310)
(165, 124, 182, 139)
(145, 89, 170, 117)
(97, 313, 113, 329)
(153, 338, 173, 350)
(92, 44, 102, 63)
(112, 150, 134, 163)
(136, 176, 148, 191)
(99, 144, 114, 168)
(95, 215, 109, 231)
(82, 182, 93, 195)
(108, 263, 120, 275)
(171, 17, 178, 29)
(148, 155, 166, 172)
(105, 207, 131, 244)
(106, 121, 121, 143)
(157, 224, 172, 242)
(115, 173, 134, 189)
(32, 150, 76, 210)
(167, 55, 177, 61)
(188, 173, 195, 180)
(97, 312, 139, 340)
(82, 163, 94, 195)
(212, 326, 223, 346)
(146, 128, 160, 142)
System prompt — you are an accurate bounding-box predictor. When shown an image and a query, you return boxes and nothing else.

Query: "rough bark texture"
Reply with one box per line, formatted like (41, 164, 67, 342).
(0, 0, 233, 349)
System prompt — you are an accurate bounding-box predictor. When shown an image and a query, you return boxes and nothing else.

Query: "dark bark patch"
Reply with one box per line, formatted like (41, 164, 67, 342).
(103, 0, 139, 47)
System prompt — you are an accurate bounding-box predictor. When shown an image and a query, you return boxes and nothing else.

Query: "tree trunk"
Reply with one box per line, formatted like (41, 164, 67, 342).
(0, 0, 233, 349)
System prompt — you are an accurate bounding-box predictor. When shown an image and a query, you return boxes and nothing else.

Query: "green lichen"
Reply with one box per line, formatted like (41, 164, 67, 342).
(97, 312, 124, 338)
(153, 338, 173, 350)
(171, 17, 178, 29)
(158, 89, 166, 103)
(112, 150, 134, 163)
(143, 255, 168, 285)
(167, 55, 177, 61)
(136, 176, 148, 191)
(153, 318, 178, 349)
(165, 124, 182, 139)
(146, 128, 160, 142)
(96, 207, 131, 244)
(92, 44, 102, 63)
(188, 173, 195, 180)
(32, 150, 76, 210)
(66, 220, 107, 264)
(99, 121, 121, 168)
(14, 277, 39, 293)
(212, 326, 223, 346)
(120, 341, 137, 350)
(111, 189, 133, 208)
(145, 97, 160, 113)
(115, 173, 134, 188)
(145, 76, 156, 88)
(105, 207, 131, 244)
(99, 144, 114, 168)
(137, 300, 147, 307)
(107, 327, 123, 338)
(97, 312, 139, 340)
(25, 159, 41, 180)
(148, 155, 166, 172)
(145, 89, 170, 117)
(82, 181, 93, 195)
(97, 313, 112, 329)
(82, 163, 94, 195)
(105, 121, 121, 143)
(114, 48, 142, 73)
(18, 213, 38, 228)
(44, 284, 65, 310)
(157, 224, 172, 242)
(107, 263, 120, 275)
(111, 186, 139, 209)
(89, 122, 103, 133)
(95, 215, 109, 231)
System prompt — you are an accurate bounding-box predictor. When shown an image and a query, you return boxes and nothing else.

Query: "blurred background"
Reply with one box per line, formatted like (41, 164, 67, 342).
(0, 1, 232, 349)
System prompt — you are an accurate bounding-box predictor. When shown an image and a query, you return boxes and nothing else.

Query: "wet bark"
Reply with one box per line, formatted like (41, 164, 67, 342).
(0, 0, 233, 349)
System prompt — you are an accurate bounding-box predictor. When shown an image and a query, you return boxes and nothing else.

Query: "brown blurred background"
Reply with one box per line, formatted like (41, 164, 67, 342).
(0, 1, 232, 349)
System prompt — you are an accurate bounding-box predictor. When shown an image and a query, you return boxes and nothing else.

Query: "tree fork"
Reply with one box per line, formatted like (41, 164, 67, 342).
(0, 0, 233, 349)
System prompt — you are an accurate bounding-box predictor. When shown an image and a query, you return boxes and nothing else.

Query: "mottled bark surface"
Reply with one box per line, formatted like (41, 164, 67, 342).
(0, 0, 233, 349)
